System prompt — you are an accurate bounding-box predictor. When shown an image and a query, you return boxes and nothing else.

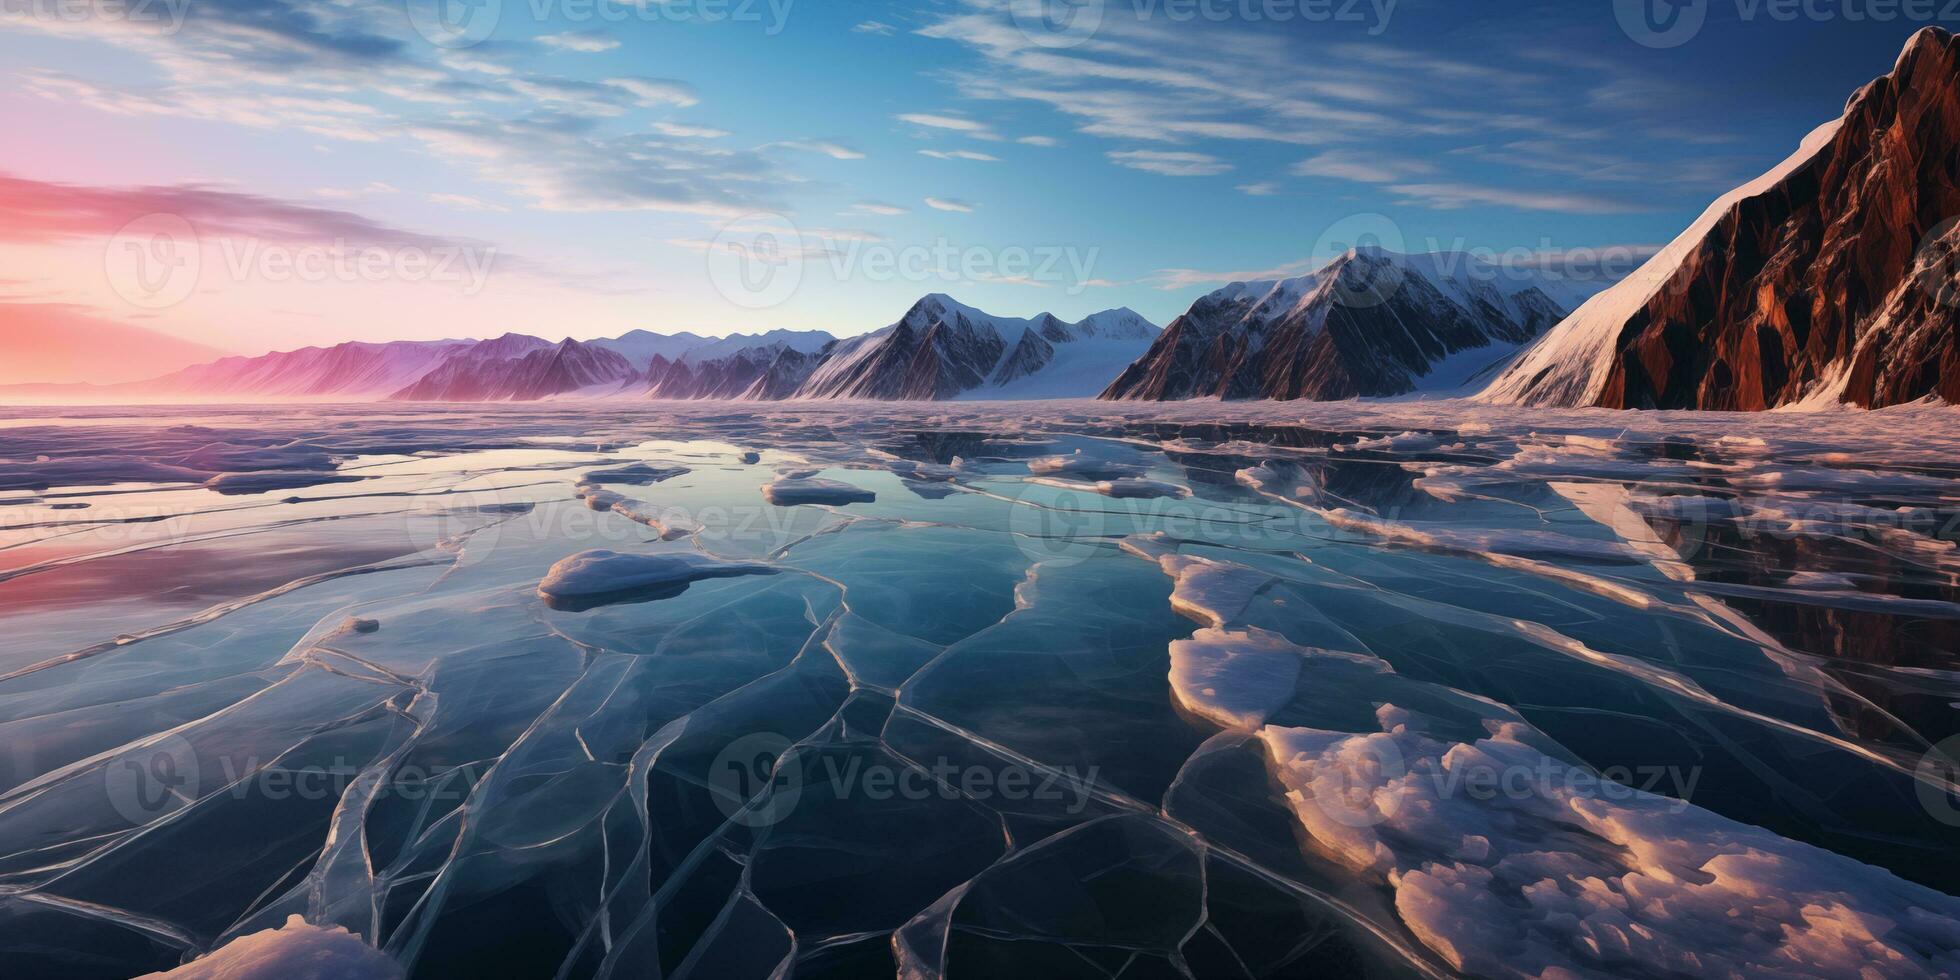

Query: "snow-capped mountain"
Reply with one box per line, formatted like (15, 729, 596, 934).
(640, 330, 839, 400)
(392, 337, 637, 401)
(599, 328, 834, 379)
(1075, 308, 1159, 341)
(645, 340, 832, 400)
(590, 329, 712, 371)
(793, 295, 1160, 400)
(1102, 248, 1591, 402)
(739, 348, 831, 400)
(678, 330, 833, 365)
(1481, 27, 1960, 410)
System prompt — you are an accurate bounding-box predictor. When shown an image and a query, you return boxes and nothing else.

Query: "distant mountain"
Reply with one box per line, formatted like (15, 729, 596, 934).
(795, 294, 1160, 400)
(679, 330, 834, 364)
(1102, 249, 1591, 402)
(0, 303, 229, 387)
(149, 338, 470, 399)
(393, 337, 637, 401)
(641, 330, 839, 400)
(1481, 27, 1960, 410)
(589, 329, 712, 371)
(1074, 308, 1159, 341)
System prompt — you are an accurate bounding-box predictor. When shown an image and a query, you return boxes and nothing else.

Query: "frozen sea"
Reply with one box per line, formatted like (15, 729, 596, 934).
(0, 401, 1956, 979)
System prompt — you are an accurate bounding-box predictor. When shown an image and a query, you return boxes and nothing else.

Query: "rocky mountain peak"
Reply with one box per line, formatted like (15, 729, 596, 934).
(1482, 26, 1960, 410)
(1102, 250, 1583, 402)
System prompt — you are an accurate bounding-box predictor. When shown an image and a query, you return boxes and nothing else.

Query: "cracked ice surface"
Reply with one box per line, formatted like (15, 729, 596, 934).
(0, 400, 1956, 979)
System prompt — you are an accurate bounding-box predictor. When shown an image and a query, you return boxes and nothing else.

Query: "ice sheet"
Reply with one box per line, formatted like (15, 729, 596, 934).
(0, 399, 1953, 980)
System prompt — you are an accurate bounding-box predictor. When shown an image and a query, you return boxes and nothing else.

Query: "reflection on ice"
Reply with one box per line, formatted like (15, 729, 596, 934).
(0, 400, 1955, 979)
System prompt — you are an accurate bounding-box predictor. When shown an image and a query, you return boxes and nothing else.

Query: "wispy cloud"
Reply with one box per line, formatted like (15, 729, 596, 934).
(1386, 182, 1647, 214)
(21, 70, 390, 143)
(4, 0, 409, 74)
(406, 114, 782, 216)
(1150, 257, 1324, 290)
(916, 10, 1405, 151)
(653, 121, 733, 139)
(7, 0, 819, 228)
(776, 140, 867, 160)
(852, 201, 909, 216)
(314, 182, 399, 200)
(920, 149, 1001, 162)
(1292, 149, 1436, 184)
(428, 193, 510, 212)
(1108, 150, 1232, 177)
(896, 112, 998, 139)
(538, 31, 620, 53)
(924, 197, 977, 213)
(913, 3, 1735, 206)
(1284, 148, 1652, 214)
(0, 172, 486, 251)
(602, 77, 701, 108)
(1452, 140, 1750, 191)
(853, 21, 898, 36)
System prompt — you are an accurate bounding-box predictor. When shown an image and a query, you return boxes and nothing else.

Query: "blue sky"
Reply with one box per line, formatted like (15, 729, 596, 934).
(0, 0, 1945, 353)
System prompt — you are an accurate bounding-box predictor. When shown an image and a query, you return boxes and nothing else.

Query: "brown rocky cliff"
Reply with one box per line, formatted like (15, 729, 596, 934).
(1599, 27, 1960, 409)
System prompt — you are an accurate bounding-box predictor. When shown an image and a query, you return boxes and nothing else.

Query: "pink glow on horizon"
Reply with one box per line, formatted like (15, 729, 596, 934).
(0, 171, 670, 377)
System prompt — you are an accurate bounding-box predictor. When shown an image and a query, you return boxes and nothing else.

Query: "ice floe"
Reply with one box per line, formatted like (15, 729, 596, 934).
(536, 549, 775, 611)
(202, 471, 364, 495)
(1027, 476, 1190, 499)
(1026, 449, 1146, 479)
(884, 459, 958, 482)
(577, 462, 690, 485)
(140, 915, 402, 980)
(1263, 711, 1960, 980)
(761, 476, 876, 506)
(1168, 626, 1385, 730)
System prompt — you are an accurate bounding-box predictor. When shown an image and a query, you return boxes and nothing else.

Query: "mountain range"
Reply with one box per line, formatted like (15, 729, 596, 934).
(4, 297, 1164, 403)
(4, 30, 1956, 411)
